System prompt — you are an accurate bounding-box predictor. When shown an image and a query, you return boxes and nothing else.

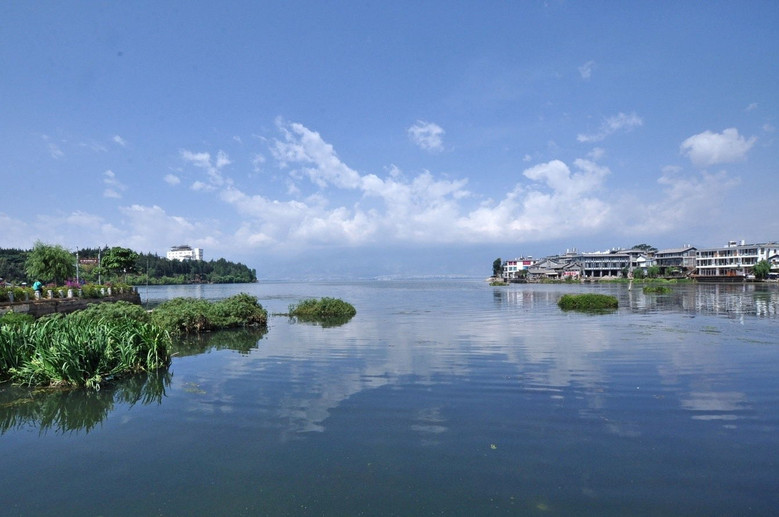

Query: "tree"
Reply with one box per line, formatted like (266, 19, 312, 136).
(492, 258, 503, 278)
(102, 247, 138, 282)
(647, 265, 661, 278)
(631, 243, 658, 254)
(753, 260, 771, 280)
(25, 241, 75, 285)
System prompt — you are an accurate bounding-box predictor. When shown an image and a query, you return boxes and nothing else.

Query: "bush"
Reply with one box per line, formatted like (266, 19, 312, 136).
(288, 297, 356, 320)
(72, 300, 151, 324)
(558, 293, 618, 312)
(151, 294, 267, 335)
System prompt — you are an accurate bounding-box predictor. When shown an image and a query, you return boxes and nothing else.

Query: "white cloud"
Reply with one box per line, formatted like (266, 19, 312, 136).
(745, 103, 758, 111)
(48, 143, 64, 159)
(117, 204, 221, 252)
(577, 112, 643, 143)
(271, 121, 362, 189)
(623, 168, 740, 235)
(408, 121, 445, 152)
(680, 128, 756, 168)
(112, 135, 127, 147)
(587, 147, 605, 161)
(456, 159, 611, 241)
(180, 149, 232, 188)
(103, 169, 126, 198)
(164, 174, 181, 185)
(578, 60, 595, 80)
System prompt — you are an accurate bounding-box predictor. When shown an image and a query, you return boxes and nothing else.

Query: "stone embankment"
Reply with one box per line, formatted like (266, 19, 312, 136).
(0, 289, 142, 318)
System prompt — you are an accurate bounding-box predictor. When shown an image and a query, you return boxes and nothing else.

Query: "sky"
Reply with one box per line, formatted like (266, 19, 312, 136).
(1, 1, 777, 279)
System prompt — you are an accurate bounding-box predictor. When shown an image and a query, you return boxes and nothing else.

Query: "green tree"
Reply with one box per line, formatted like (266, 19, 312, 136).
(25, 241, 75, 285)
(102, 247, 138, 282)
(631, 243, 658, 254)
(753, 260, 771, 280)
(492, 258, 503, 278)
(647, 265, 661, 278)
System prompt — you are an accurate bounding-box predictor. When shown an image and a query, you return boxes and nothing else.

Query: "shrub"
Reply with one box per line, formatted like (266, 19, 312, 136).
(558, 293, 618, 312)
(151, 294, 267, 335)
(71, 300, 151, 324)
(210, 293, 268, 328)
(288, 297, 356, 321)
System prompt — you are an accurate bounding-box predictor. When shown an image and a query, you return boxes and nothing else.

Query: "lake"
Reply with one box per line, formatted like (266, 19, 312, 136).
(1, 280, 778, 516)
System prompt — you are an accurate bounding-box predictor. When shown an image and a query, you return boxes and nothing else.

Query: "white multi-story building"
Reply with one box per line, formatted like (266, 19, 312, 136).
(695, 240, 779, 278)
(502, 257, 536, 280)
(166, 245, 204, 262)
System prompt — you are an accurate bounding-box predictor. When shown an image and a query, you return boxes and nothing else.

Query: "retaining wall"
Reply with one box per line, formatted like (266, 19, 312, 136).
(0, 290, 142, 318)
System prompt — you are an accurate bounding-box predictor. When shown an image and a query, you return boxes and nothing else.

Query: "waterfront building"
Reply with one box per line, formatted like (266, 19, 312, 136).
(166, 245, 204, 261)
(655, 246, 697, 274)
(502, 257, 536, 280)
(695, 240, 779, 279)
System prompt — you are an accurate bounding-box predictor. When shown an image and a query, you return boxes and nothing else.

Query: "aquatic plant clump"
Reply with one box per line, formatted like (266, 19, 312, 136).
(151, 293, 268, 335)
(643, 285, 672, 294)
(0, 315, 171, 389)
(557, 293, 618, 311)
(288, 297, 357, 320)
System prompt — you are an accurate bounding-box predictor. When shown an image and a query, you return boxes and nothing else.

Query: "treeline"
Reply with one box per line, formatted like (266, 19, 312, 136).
(127, 252, 257, 284)
(0, 247, 257, 285)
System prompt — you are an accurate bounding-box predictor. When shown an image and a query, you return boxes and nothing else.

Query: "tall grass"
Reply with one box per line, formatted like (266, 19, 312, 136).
(0, 314, 171, 389)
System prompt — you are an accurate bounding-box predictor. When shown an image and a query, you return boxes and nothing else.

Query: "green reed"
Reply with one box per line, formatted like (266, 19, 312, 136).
(0, 314, 171, 389)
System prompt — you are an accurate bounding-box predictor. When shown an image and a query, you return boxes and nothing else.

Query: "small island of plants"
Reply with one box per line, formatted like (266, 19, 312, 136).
(288, 297, 357, 325)
(642, 285, 672, 294)
(558, 293, 618, 312)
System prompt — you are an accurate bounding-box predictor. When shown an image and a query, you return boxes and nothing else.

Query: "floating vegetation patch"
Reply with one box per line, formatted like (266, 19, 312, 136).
(151, 293, 268, 335)
(557, 293, 618, 312)
(288, 297, 356, 327)
(643, 285, 672, 294)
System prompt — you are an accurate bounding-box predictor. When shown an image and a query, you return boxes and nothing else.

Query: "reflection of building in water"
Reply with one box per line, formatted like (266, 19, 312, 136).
(625, 283, 779, 318)
(695, 240, 779, 279)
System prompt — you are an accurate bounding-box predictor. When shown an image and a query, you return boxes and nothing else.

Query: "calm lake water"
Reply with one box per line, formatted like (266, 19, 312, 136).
(2, 280, 778, 516)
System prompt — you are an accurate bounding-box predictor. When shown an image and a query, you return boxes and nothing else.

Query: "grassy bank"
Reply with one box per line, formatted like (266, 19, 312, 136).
(0, 293, 268, 389)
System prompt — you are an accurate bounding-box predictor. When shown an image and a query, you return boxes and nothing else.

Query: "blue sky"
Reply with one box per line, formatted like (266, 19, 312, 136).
(2, 1, 777, 278)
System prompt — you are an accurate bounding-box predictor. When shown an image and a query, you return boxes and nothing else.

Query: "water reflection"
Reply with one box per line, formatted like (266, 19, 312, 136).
(0, 369, 170, 434)
(170, 328, 268, 357)
(494, 282, 779, 318)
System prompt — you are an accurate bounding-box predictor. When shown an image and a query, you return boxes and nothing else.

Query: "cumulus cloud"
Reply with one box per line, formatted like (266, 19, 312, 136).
(578, 60, 595, 80)
(623, 167, 740, 235)
(271, 121, 362, 189)
(117, 204, 221, 251)
(218, 123, 620, 250)
(180, 149, 233, 189)
(577, 112, 643, 143)
(164, 174, 181, 185)
(680, 128, 756, 168)
(103, 169, 126, 198)
(408, 121, 445, 152)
